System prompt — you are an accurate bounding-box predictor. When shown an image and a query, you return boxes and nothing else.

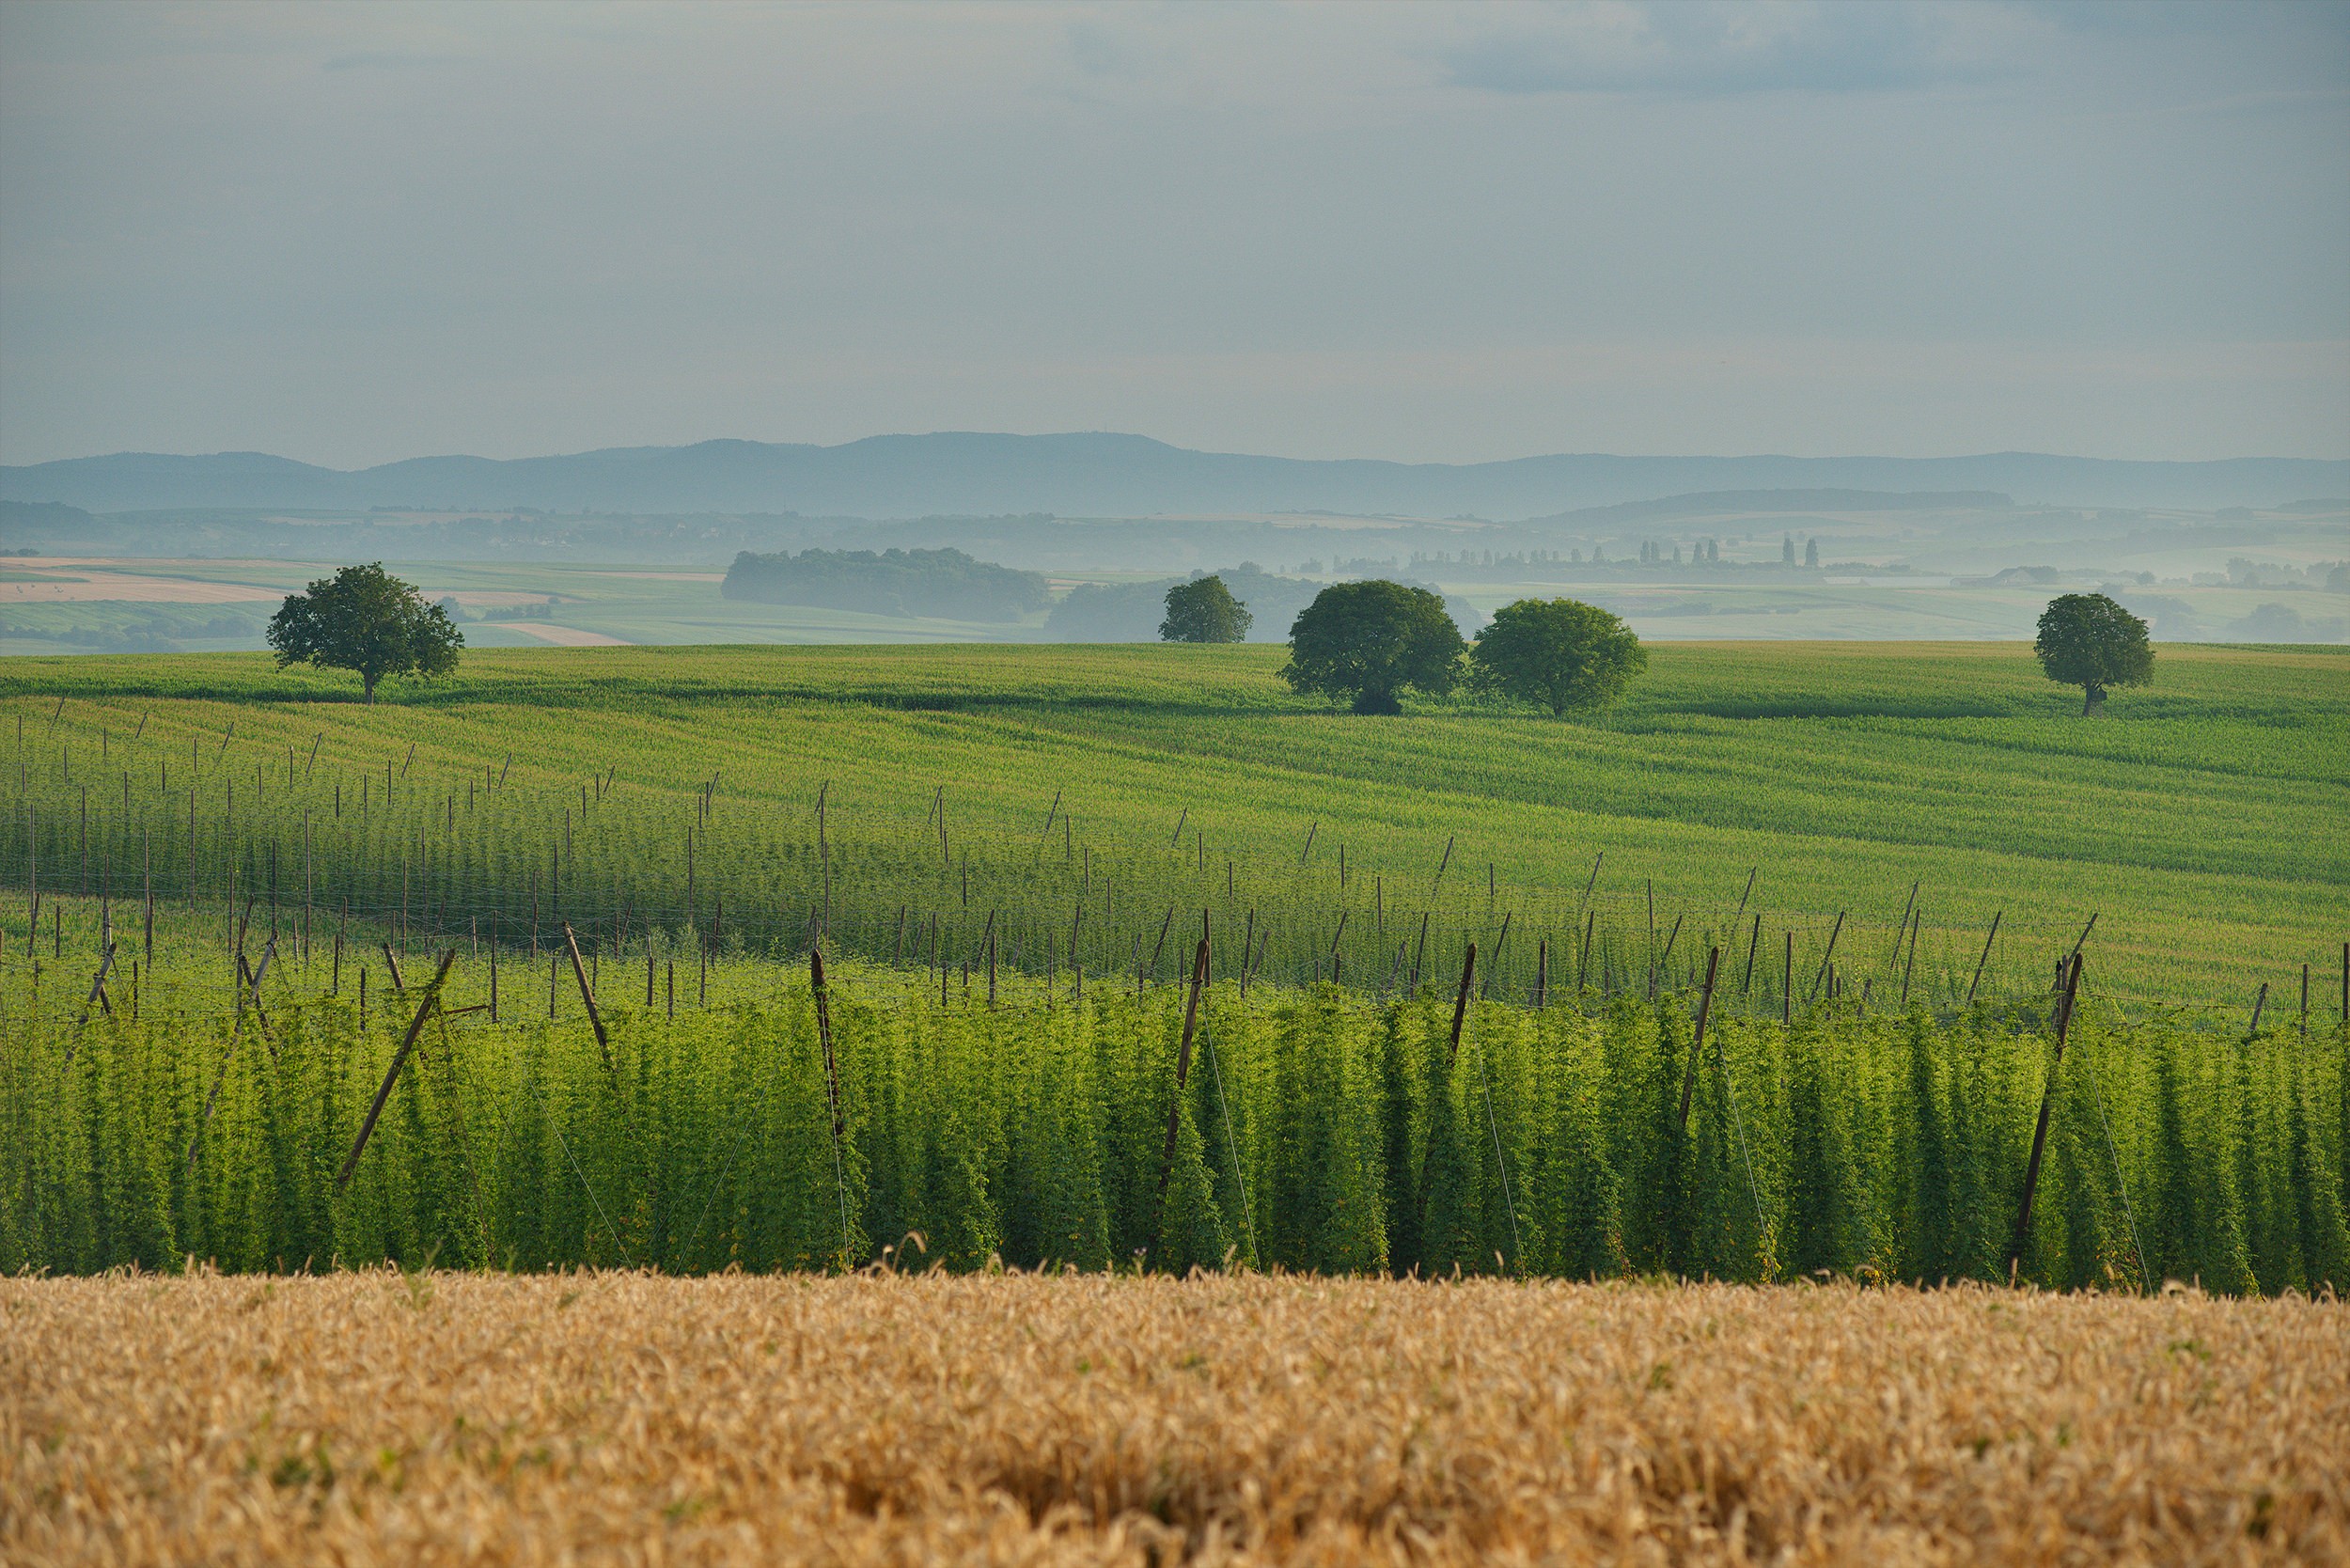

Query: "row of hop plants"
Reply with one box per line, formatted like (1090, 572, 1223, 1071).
(4, 712, 2173, 1014)
(5, 935, 2344, 1294)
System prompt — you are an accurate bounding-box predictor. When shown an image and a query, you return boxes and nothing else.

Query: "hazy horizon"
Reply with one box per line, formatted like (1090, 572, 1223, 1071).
(4, 1, 2346, 471)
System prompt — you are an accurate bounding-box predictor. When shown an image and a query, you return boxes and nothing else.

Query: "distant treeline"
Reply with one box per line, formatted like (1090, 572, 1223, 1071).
(722, 546, 1050, 622)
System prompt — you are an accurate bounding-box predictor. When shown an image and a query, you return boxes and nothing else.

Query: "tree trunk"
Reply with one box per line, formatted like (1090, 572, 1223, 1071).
(2081, 682, 2104, 716)
(364, 671, 378, 705)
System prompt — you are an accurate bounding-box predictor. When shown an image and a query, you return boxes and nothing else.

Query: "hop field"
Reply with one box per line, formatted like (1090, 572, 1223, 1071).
(5, 1270, 2344, 1566)
(8, 939, 2346, 1294)
(2, 639, 2343, 1005)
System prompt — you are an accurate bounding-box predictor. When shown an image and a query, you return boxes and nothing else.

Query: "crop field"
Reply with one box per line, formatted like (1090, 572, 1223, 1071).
(7, 928, 2347, 1292)
(6, 1270, 2344, 1565)
(1, 639, 2341, 1004)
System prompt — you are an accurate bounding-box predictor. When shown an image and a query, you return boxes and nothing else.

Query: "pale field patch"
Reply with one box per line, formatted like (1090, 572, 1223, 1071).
(3, 1272, 2341, 1565)
(499, 621, 631, 646)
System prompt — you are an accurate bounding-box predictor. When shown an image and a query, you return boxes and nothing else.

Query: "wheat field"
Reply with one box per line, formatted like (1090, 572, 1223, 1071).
(5, 1271, 2342, 1565)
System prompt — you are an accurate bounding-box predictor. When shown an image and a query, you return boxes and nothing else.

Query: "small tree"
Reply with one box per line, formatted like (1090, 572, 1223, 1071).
(1282, 580, 1464, 714)
(267, 562, 462, 703)
(2034, 592, 2152, 715)
(1160, 575, 1252, 643)
(1469, 597, 1647, 717)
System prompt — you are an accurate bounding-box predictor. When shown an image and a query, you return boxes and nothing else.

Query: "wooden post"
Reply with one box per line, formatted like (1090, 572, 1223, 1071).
(1534, 937, 1548, 1010)
(2248, 981, 2267, 1036)
(809, 949, 847, 1156)
(489, 939, 499, 1024)
(1966, 910, 2002, 1007)
(1807, 911, 1845, 1004)
(2009, 953, 2084, 1276)
(1432, 834, 1452, 893)
(563, 921, 613, 1073)
(1578, 908, 1594, 991)
(1889, 880, 1919, 969)
(1447, 941, 1478, 1064)
(1782, 931, 1793, 1026)
(1900, 908, 1921, 1005)
(1741, 912, 1762, 995)
(1676, 947, 1721, 1134)
(336, 951, 459, 1188)
(1151, 937, 1213, 1231)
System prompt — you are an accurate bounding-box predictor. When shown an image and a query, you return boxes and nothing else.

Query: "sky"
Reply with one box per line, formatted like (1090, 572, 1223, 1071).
(2, 0, 2345, 470)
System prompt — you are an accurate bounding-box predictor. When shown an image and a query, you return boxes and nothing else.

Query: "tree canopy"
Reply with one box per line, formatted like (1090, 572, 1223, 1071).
(1160, 575, 1252, 643)
(266, 562, 462, 703)
(1469, 597, 1646, 717)
(2034, 592, 2153, 715)
(1282, 580, 1465, 714)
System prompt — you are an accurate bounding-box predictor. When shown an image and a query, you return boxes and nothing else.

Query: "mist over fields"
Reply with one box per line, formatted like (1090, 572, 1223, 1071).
(3, 433, 2343, 654)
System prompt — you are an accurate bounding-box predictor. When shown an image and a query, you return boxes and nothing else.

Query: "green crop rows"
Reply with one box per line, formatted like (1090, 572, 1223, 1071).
(2, 639, 2343, 1290)
(5, 935, 2345, 1294)
(2, 640, 2342, 1007)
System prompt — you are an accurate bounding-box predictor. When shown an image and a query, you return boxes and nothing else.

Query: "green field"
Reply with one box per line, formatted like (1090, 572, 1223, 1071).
(7, 941, 2344, 1293)
(3, 639, 2341, 1005)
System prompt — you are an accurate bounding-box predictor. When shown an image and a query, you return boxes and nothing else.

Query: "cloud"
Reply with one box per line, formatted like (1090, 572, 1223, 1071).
(1441, 1, 2010, 95)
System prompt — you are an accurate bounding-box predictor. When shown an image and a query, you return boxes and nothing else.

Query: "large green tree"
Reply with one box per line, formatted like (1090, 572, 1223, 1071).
(1469, 597, 1647, 717)
(2034, 592, 2152, 715)
(1282, 580, 1464, 714)
(1160, 574, 1252, 643)
(267, 562, 463, 703)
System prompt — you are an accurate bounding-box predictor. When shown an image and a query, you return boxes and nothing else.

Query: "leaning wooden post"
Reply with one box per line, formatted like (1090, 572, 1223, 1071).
(1447, 941, 1478, 1064)
(1151, 936, 1214, 1229)
(2247, 981, 2267, 1036)
(336, 949, 458, 1189)
(1806, 910, 1845, 1004)
(562, 920, 613, 1074)
(1782, 931, 1793, 1027)
(2008, 952, 2084, 1278)
(1966, 910, 2003, 1006)
(809, 948, 848, 1163)
(1676, 947, 1721, 1134)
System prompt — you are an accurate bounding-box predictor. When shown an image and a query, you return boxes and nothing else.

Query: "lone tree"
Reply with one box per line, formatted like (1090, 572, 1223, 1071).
(1469, 597, 1647, 717)
(1282, 580, 1464, 714)
(2034, 592, 2152, 715)
(1161, 574, 1252, 643)
(267, 562, 462, 703)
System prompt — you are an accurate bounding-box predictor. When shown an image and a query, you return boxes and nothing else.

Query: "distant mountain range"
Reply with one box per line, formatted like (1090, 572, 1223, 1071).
(4, 433, 2342, 518)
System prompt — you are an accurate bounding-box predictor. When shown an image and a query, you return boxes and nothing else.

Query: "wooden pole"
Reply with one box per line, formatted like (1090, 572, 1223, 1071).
(2009, 953, 2084, 1277)
(563, 921, 613, 1073)
(1676, 947, 1722, 1134)
(1151, 937, 1213, 1232)
(1966, 910, 2003, 1007)
(804, 963, 857, 1249)
(1900, 907, 1921, 1006)
(334, 950, 457, 1188)
(1741, 912, 1762, 995)
(1447, 941, 1478, 1064)
(2248, 981, 2267, 1036)
(1807, 911, 1845, 1004)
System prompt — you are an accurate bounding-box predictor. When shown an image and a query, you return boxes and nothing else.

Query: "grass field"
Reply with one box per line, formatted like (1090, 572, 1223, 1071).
(6, 1271, 2342, 1565)
(3, 639, 2342, 1002)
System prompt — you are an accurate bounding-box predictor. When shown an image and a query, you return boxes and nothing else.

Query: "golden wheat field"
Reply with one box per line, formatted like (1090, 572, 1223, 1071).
(4, 1272, 2344, 1567)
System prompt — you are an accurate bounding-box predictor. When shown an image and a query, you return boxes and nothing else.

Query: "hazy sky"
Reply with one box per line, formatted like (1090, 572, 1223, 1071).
(3, 1, 2345, 468)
